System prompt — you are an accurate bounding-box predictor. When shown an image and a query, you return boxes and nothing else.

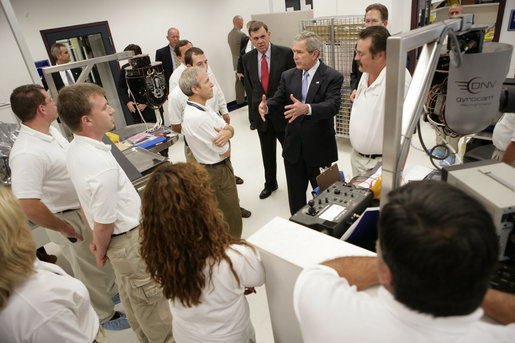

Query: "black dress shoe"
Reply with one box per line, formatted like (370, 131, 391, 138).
(240, 207, 252, 218)
(259, 185, 278, 199)
(250, 123, 256, 130)
(235, 176, 244, 184)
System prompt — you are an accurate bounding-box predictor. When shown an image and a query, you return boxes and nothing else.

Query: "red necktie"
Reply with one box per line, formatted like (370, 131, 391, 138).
(261, 55, 269, 93)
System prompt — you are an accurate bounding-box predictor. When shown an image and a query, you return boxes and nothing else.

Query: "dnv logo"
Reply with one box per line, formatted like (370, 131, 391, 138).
(456, 77, 497, 95)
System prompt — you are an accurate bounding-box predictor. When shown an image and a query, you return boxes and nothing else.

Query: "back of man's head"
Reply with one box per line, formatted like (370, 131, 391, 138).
(10, 84, 45, 123)
(233, 15, 243, 28)
(174, 40, 192, 58)
(358, 26, 390, 57)
(124, 44, 142, 55)
(378, 180, 498, 317)
(184, 47, 204, 66)
(57, 83, 106, 132)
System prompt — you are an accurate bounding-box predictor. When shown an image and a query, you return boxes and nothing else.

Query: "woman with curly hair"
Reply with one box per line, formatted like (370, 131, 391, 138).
(140, 162, 265, 342)
(0, 187, 102, 342)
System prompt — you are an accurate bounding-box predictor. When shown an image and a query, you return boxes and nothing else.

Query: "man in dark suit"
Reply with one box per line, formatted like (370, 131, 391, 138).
(242, 21, 295, 200)
(45, 43, 81, 91)
(259, 31, 343, 215)
(155, 27, 180, 91)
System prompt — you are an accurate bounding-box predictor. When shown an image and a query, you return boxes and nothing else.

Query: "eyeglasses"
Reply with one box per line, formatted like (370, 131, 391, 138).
(354, 49, 367, 58)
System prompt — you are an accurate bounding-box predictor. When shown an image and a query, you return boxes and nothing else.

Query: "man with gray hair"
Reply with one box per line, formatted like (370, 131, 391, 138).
(258, 31, 343, 215)
(45, 43, 81, 91)
(156, 27, 181, 89)
(179, 67, 242, 238)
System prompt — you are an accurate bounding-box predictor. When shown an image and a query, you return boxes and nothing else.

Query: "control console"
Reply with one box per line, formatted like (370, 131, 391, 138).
(290, 181, 373, 238)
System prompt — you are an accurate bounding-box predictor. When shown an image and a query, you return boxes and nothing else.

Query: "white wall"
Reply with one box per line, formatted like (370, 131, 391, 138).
(0, 0, 274, 122)
(499, 0, 515, 77)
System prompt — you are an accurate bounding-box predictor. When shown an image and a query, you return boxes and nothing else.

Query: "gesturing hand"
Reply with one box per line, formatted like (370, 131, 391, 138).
(258, 94, 268, 122)
(284, 94, 309, 123)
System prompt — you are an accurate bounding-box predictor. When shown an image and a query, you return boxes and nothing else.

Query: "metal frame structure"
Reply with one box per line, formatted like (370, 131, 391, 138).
(2, 0, 41, 84)
(41, 51, 132, 100)
(381, 14, 474, 204)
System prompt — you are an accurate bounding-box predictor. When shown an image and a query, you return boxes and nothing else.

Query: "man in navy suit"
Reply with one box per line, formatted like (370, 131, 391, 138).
(259, 31, 343, 215)
(242, 21, 295, 200)
(155, 27, 180, 91)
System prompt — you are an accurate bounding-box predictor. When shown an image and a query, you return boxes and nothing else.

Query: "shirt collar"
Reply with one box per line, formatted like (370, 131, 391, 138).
(72, 134, 111, 151)
(378, 287, 483, 330)
(303, 59, 320, 78)
(364, 67, 386, 89)
(20, 124, 55, 143)
(186, 100, 208, 112)
(258, 43, 272, 61)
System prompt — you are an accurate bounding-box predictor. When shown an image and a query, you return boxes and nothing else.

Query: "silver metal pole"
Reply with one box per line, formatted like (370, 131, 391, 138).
(1, 0, 42, 85)
(381, 16, 472, 205)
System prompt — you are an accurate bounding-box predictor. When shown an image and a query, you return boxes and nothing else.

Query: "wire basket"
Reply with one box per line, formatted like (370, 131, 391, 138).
(301, 16, 364, 138)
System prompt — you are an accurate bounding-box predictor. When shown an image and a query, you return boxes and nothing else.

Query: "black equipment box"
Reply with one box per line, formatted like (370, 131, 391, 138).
(290, 181, 373, 239)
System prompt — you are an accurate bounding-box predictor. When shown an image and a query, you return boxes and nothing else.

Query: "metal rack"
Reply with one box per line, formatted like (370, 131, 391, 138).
(301, 15, 364, 137)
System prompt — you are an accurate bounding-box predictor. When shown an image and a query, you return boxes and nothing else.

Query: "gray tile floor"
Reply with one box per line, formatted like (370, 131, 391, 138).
(48, 105, 443, 342)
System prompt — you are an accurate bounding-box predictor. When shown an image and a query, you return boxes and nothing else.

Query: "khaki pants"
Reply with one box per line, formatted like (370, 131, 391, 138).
(50, 210, 117, 323)
(202, 159, 242, 238)
(350, 149, 382, 178)
(435, 126, 460, 155)
(184, 144, 196, 163)
(106, 228, 173, 343)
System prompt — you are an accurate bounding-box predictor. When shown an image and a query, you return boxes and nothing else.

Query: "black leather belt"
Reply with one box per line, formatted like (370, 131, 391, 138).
(111, 226, 137, 237)
(358, 152, 382, 159)
(202, 159, 227, 167)
(57, 208, 80, 214)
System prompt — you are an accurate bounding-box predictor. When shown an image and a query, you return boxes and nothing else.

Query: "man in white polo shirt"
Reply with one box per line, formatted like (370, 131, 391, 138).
(349, 26, 411, 177)
(294, 181, 515, 342)
(179, 66, 242, 238)
(8, 84, 127, 331)
(58, 83, 173, 343)
(166, 39, 193, 94)
(167, 47, 230, 149)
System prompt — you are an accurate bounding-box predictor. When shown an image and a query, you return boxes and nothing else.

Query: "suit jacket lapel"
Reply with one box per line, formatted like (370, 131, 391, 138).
(306, 61, 324, 103)
(248, 49, 262, 91)
(294, 68, 303, 101)
(269, 44, 281, 92)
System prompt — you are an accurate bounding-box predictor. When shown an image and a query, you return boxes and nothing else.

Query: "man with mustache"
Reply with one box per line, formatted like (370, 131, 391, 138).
(348, 26, 412, 177)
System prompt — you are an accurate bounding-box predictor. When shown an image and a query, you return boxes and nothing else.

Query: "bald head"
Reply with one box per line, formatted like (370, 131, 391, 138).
(233, 15, 243, 29)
